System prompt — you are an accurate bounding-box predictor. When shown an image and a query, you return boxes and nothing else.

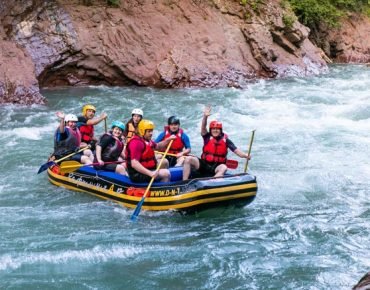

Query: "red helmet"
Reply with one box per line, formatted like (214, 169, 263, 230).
(209, 120, 222, 130)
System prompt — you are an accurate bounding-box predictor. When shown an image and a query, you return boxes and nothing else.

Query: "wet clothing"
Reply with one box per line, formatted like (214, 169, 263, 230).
(93, 132, 124, 172)
(126, 136, 157, 183)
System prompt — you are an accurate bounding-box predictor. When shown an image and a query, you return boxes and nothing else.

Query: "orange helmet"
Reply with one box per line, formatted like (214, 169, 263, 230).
(209, 120, 222, 130)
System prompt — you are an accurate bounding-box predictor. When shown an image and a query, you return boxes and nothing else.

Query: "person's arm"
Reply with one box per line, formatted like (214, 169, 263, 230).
(131, 159, 158, 178)
(178, 133, 191, 157)
(95, 145, 104, 165)
(56, 111, 65, 133)
(156, 135, 176, 151)
(154, 131, 165, 143)
(86, 112, 107, 125)
(95, 135, 111, 164)
(227, 138, 251, 159)
(234, 148, 251, 159)
(201, 106, 211, 136)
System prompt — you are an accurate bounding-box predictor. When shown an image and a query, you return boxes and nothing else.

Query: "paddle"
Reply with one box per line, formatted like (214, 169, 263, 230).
(37, 146, 90, 174)
(59, 160, 124, 174)
(244, 130, 255, 173)
(154, 151, 239, 169)
(131, 140, 174, 221)
(104, 118, 107, 133)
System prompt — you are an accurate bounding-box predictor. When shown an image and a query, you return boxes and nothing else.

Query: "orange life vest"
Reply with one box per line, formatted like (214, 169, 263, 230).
(201, 133, 228, 164)
(163, 126, 185, 154)
(126, 122, 137, 143)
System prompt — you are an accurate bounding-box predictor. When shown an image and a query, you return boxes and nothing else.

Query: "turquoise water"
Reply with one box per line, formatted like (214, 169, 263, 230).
(0, 65, 370, 289)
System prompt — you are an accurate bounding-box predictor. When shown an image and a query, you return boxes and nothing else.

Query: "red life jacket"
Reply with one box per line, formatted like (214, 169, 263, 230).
(127, 135, 157, 170)
(201, 133, 228, 164)
(79, 123, 94, 143)
(163, 126, 185, 154)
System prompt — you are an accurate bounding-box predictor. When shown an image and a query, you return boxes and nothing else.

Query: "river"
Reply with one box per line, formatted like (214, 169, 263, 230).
(0, 65, 369, 289)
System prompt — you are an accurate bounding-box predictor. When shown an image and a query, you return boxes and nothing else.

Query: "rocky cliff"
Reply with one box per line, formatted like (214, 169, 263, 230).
(0, 0, 366, 105)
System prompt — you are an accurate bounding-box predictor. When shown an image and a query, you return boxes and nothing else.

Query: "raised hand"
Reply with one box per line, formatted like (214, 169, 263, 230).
(100, 112, 108, 119)
(56, 111, 65, 119)
(204, 105, 211, 117)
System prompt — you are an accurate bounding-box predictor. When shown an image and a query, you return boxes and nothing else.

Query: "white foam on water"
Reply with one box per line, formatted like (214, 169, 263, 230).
(0, 244, 143, 271)
(2, 123, 57, 141)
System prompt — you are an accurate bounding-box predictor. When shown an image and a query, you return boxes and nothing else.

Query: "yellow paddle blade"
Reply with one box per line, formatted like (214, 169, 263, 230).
(59, 160, 84, 174)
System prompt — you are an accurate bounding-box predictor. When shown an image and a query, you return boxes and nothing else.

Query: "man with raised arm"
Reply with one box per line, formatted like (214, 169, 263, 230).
(182, 106, 251, 180)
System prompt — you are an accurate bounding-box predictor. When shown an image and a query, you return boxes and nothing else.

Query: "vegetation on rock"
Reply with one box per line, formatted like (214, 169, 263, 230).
(285, 0, 370, 28)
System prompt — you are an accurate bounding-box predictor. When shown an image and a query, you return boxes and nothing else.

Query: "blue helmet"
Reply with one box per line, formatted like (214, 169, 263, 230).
(111, 121, 125, 131)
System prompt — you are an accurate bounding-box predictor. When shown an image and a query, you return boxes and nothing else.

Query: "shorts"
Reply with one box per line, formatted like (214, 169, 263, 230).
(127, 168, 152, 183)
(166, 155, 178, 167)
(197, 159, 222, 177)
(70, 153, 83, 162)
(94, 163, 118, 172)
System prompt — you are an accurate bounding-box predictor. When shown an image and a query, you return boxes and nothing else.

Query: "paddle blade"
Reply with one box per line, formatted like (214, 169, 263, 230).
(226, 159, 238, 169)
(37, 161, 55, 174)
(130, 197, 145, 221)
(59, 160, 84, 174)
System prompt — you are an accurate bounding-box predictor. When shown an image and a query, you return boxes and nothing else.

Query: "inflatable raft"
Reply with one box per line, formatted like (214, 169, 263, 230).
(47, 164, 258, 213)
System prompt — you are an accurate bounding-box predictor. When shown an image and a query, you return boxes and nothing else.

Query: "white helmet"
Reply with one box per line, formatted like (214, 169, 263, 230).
(131, 108, 143, 116)
(65, 114, 78, 122)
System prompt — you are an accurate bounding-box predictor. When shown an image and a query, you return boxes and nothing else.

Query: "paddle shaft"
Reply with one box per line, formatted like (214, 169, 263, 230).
(131, 140, 174, 221)
(155, 151, 238, 169)
(244, 130, 255, 173)
(37, 146, 90, 174)
(56, 146, 89, 164)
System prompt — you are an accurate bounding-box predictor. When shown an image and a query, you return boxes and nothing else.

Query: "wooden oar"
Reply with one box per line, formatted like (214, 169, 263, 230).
(154, 151, 239, 169)
(131, 140, 174, 221)
(59, 160, 124, 174)
(37, 146, 90, 174)
(104, 118, 107, 133)
(244, 130, 255, 173)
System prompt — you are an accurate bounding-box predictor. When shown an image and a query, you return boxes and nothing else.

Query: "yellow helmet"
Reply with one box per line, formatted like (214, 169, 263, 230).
(82, 104, 96, 116)
(138, 119, 155, 136)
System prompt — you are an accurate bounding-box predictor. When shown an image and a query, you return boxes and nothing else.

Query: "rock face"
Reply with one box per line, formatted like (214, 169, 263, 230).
(353, 271, 370, 290)
(312, 14, 370, 63)
(0, 0, 341, 104)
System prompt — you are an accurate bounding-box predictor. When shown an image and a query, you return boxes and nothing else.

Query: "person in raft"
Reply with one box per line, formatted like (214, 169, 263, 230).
(155, 116, 191, 167)
(182, 106, 251, 180)
(126, 119, 177, 183)
(77, 104, 107, 151)
(52, 111, 93, 164)
(123, 108, 143, 143)
(94, 121, 127, 176)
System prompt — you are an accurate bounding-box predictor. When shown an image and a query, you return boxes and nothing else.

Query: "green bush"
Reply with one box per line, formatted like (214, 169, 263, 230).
(287, 0, 370, 28)
(282, 13, 297, 28)
(107, 0, 120, 7)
